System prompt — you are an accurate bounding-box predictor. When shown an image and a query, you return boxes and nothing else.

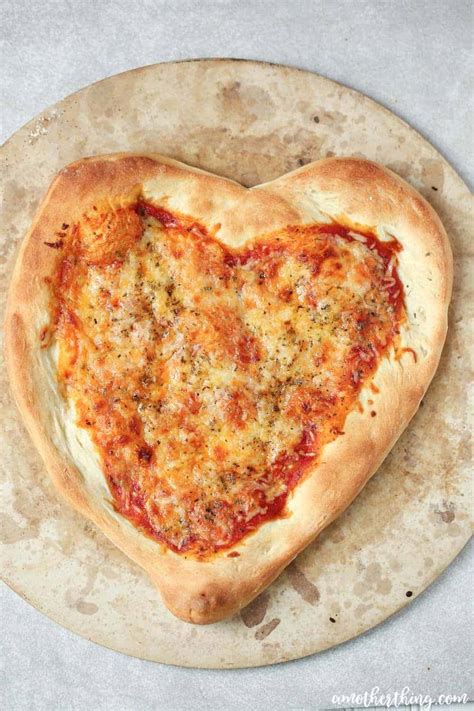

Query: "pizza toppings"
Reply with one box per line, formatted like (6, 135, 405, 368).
(47, 199, 406, 557)
(78, 203, 142, 264)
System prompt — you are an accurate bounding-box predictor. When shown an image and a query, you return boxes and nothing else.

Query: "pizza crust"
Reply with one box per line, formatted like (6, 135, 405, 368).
(4, 154, 452, 623)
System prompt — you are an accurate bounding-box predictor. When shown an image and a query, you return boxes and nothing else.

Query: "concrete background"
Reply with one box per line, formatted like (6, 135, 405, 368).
(1, 1, 472, 709)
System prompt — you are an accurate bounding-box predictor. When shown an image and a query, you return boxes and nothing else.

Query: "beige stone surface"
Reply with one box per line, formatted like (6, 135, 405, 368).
(0, 59, 471, 668)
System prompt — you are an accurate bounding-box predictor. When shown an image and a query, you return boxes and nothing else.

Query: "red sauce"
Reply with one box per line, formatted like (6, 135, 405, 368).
(138, 201, 181, 229)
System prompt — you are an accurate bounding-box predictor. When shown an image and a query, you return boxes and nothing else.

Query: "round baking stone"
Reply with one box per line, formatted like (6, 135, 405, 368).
(0, 59, 471, 668)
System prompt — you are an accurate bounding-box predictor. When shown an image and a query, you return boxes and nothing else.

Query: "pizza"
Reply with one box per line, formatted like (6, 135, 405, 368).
(4, 154, 452, 623)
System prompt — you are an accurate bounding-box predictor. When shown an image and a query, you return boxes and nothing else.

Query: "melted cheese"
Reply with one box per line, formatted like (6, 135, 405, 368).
(48, 203, 403, 556)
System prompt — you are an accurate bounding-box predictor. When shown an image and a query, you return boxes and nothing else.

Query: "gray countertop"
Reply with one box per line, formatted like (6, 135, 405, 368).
(1, 1, 472, 709)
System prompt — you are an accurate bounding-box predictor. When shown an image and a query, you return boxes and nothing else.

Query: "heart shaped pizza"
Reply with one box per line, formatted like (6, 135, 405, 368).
(5, 154, 452, 623)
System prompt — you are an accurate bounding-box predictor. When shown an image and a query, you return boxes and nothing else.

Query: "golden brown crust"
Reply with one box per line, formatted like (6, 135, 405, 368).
(4, 154, 452, 623)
